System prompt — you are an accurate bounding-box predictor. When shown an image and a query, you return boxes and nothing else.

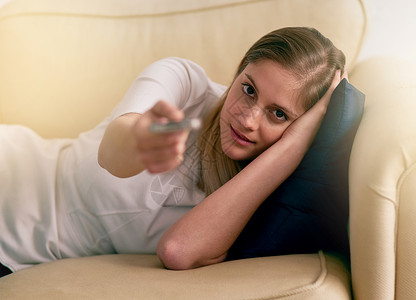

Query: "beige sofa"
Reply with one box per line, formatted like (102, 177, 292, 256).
(1, 0, 415, 299)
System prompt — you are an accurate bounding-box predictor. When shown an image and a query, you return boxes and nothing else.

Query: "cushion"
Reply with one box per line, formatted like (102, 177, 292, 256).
(227, 79, 365, 262)
(0, 253, 352, 299)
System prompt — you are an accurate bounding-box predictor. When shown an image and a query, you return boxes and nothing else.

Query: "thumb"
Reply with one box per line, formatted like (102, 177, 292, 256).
(150, 100, 184, 122)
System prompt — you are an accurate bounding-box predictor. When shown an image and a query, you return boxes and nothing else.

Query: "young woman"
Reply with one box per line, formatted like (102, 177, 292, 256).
(0, 27, 345, 275)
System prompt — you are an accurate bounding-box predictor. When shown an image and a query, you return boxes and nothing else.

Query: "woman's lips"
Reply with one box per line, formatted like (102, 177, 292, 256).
(230, 125, 255, 146)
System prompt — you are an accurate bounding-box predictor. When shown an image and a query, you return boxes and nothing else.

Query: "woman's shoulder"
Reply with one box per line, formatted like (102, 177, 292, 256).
(145, 57, 226, 92)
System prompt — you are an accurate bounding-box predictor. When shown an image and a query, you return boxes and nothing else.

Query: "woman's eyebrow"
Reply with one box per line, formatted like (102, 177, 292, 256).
(244, 73, 300, 119)
(245, 73, 259, 93)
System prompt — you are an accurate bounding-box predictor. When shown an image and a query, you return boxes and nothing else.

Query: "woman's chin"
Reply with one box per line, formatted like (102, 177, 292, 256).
(222, 145, 252, 161)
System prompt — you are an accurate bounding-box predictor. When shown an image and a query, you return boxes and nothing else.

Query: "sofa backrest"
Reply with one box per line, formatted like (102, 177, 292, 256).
(0, 0, 367, 138)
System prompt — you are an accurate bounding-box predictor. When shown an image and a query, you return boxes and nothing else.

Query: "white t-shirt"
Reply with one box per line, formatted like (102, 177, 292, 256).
(0, 57, 226, 272)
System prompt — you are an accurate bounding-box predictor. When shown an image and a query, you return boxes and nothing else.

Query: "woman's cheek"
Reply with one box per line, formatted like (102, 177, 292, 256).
(261, 126, 286, 147)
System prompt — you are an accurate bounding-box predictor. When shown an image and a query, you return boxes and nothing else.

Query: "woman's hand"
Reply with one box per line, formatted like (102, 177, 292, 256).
(134, 101, 189, 174)
(98, 100, 189, 177)
(279, 70, 343, 150)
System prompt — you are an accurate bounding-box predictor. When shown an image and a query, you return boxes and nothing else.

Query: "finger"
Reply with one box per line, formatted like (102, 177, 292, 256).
(140, 141, 186, 164)
(147, 155, 184, 174)
(320, 70, 342, 107)
(150, 100, 184, 122)
(137, 131, 188, 151)
(329, 69, 342, 92)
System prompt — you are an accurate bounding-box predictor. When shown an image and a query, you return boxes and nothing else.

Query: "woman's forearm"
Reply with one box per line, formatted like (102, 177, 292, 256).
(98, 113, 147, 178)
(156, 137, 306, 270)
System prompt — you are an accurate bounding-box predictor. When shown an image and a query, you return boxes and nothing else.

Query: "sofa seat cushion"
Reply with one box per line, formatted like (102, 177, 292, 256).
(0, 252, 351, 299)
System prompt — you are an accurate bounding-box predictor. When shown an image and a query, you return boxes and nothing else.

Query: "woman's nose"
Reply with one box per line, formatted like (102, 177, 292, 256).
(238, 104, 262, 130)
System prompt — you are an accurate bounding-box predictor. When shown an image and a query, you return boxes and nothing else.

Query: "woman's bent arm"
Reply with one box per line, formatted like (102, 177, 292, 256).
(157, 72, 341, 270)
(157, 137, 300, 269)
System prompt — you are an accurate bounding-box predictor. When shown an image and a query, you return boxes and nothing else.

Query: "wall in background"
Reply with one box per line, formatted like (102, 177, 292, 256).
(358, 0, 416, 63)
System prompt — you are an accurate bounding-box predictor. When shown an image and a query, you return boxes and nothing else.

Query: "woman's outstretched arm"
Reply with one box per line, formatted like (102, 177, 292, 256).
(98, 101, 187, 177)
(98, 57, 217, 178)
(157, 71, 342, 270)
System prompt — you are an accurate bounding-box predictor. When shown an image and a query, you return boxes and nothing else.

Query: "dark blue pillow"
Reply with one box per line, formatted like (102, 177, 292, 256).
(227, 79, 365, 262)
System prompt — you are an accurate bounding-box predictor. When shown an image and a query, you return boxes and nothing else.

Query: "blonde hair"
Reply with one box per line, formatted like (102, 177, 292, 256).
(197, 27, 346, 195)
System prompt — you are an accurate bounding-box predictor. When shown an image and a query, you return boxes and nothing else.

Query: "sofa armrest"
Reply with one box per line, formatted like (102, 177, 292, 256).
(0, 253, 351, 299)
(349, 57, 416, 300)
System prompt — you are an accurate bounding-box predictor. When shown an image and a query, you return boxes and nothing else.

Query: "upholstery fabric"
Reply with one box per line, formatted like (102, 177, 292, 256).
(0, 252, 351, 299)
(0, 0, 366, 138)
(349, 57, 416, 300)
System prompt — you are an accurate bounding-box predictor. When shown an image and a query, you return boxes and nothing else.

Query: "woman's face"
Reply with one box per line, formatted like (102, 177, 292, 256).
(220, 60, 306, 161)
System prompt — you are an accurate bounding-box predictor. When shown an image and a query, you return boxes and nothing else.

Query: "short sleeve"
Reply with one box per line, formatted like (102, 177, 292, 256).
(110, 57, 213, 119)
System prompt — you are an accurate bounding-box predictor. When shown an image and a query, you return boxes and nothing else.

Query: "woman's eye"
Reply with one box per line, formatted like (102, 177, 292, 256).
(242, 83, 255, 98)
(273, 109, 287, 121)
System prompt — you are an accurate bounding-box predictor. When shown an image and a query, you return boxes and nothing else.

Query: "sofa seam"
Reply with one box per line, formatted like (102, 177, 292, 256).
(0, 0, 276, 21)
(240, 251, 328, 300)
(394, 161, 416, 246)
(350, 0, 368, 67)
(394, 161, 416, 295)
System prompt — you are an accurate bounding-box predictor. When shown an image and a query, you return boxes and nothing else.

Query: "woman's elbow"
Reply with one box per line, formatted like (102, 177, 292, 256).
(156, 239, 227, 270)
(157, 239, 197, 270)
